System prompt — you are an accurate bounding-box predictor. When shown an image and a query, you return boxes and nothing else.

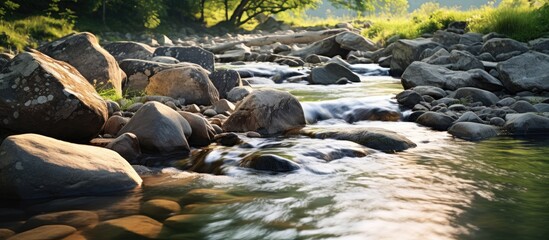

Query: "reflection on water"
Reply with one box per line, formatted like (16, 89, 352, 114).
(1, 64, 548, 239)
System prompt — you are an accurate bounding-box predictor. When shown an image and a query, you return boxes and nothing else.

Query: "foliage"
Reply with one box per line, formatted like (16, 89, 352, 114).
(330, 0, 408, 16)
(0, 16, 74, 52)
(0, 0, 19, 20)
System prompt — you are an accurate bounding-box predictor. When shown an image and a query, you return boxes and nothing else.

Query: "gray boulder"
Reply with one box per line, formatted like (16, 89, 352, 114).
(454, 111, 484, 123)
(503, 113, 549, 135)
(335, 31, 377, 52)
(529, 38, 549, 54)
(390, 39, 441, 76)
(118, 102, 191, 153)
(38, 32, 126, 96)
(178, 111, 216, 147)
(411, 86, 447, 99)
(105, 133, 142, 163)
(497, 51, 549, 93)
(416, 112, 455, 131)
(103, 41, 155, 62)
(290, 35, 350, 59)
(145, 64, 220, 105)
(0, 134, 142, 199)
(223, 89, 305, 135)
(308, 62, 360, 85)
(534, 103, 549, 112)
(510, 100, 537, 113)
(396, 90, 423, 108)
(0, 50, 108, 142)
(153, 46, 215, 72)
(227, 86, 253, 102)
(401, 61, 503, 91)
(209, 69, 242, 99)
(481, 38, 528, 60)
(448, 122, 499, 141)
(343, 107, 401, 123)
(423, 49, 484, 71)
(240, 154, 301, 173)
(432, 30, 461, 47)
(302, 128, 416, 152)
(459, 33, 483, 46)
(453, 87, 500, 106)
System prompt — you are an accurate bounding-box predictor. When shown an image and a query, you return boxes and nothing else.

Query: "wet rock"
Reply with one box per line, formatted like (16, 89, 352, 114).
(151, 56, 179, 64)
(179, 112, 216, 147)
(153, 46, 215, 72)
(240, 154, 300, 172)
(343, 107, 400, 123)
(0, 50, 108, 142)
(163, 214, 209, 231)
(401, 61, 503, 91)
(454, 111, 484, 123)
(304, 128, 416, 152)
(89, 215, 168, 240)
(497, 52, 549, 93)
(416, 112, 455, 131)
(335, 31, 377, 52)
(214, 133, 242, 146)
(209, 69, 242, 99)
(0, 133, 142, 199)
(510, 100, 537, 113)
(103, 116, 130, 136)
(38, 32, 126, 95)
(503, 113, 549, 135)
(141, 199, 181, 220)
(453, 87, 500, 106)
(246, 131, 262, 138)
(20, 210, 98, 231)
(448, 122, 499, 141)
(223, 89, 306, 135)
(396, 90, 423, 108)
(308, 62, 360, 85)
(118, 102, 191, 154)
(480, 38, 528, 60)
(8, 225, 76, 240)
(411, 86, 447, 99)
(290, 35, 350, 59)
(227, 86, 253, 102)
(423, 49, 483, 71)
(103, 41, 155, 62)
(390, 39, 440, 76)
(105, 133, 142, 162)
(145, 64, 220, 105)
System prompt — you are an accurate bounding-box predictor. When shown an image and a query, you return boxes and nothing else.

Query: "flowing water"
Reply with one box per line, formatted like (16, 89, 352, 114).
(1, 64, 548, 240)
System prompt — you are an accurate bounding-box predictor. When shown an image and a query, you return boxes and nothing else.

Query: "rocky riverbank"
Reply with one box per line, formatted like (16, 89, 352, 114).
(1, 22, 549, 239)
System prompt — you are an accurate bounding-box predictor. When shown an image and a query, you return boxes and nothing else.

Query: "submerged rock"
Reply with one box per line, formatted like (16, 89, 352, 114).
(343, 107, 401, 123)
(448, 122, 499, 141)
(141, 199, 181, 220)
(303, 128, 416, 152)
(89, 215, 168, 240)
(240, 154, 301, 173)
(20, 210, 99, 231)
(7, 225, 76, 240)
(308, 62, 360, 85)
(0, 134, 142, 199)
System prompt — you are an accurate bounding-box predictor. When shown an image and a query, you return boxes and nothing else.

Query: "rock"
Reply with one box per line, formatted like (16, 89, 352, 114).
(335, 31, 377, 52)
(273, 44, 292, 54)
(503, 113, 549, 135)
(509, 100, 537, 113)
(432, 97, 459, 106)
(459, 33, 483, 46)
(490, 117, 506, 126)
(308, 62, 360, 85)
(214, 132, 242, 146)
(411, 86, 447, 99)
(534, 103, 549, 112)
(303, 128, 416, 152)
(0, 229, 14, 239)
(416, 112, 455, 131)
(141, 199, 181, 220)
(496, 52, 549, 93)
(217, 44, 251, 63)
(178, 112, 215, 147)
(432, 30, 461, 47)
(118, 59, 183, 93)
(0, 134, 142, 199)
(202, 109, 218, 117)
(396, 90, 423, 108)
(448, 104, 467, 112)
(38, 32, 126, 96)
(401, 61, 503, 91)
(151, 56, 179, 64)
(163, 214, 209, 231)
(0, 50, 108, 142)
(390, 39, 441, 76)
(480, 38, 528, 60)
(423, 49, 484, 71)
(7, 225, 76, 240)
(497, 97, 517, 107)
(126, 102, 143, 112)
(223, 89, 306, 135)
(145, 64, 219, 106)
(20, 210, 98, 231)
(529, 38, 549, 54)
(213, 99, 235, 113)
(153, 46, 215, 72)
(103, 116, 130, 136)
(448, 122, 499, 141)
(106, 100, 121, 116)
(240, 154, 301, 172)
(117, 102, 191, 154)
(158, 34, 173, 46)
(103, 41, 155, 62)
(304, 54, 330, 64)
(89, 215, 166, 240)
(343, 107, 400, 123)
(209, 69, 242, 99)
(227, 86, 253, 102)
(290, 35, 350, 59)
(453, 87, 500, 106)
(105, 133, 142, 162)
(454, 111, 484, 123)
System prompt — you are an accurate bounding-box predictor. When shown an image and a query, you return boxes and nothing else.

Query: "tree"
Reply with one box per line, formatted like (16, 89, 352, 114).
(0, 0, 19, 20)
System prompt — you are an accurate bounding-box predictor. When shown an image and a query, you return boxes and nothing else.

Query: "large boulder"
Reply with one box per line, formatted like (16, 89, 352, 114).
(209, 69, 242, 99)
(453, 87, 500, 106)
(0, 134, 142, 199)
(153, 46, 215, 72)
(117, 102, 191, 154)
(290, 35, 350, 59)
(103, 41, 155, 62)
(401, 61, 503, 91)
(496, 52, 549, 93)
(118, 59, 181, 93)
(38, 32, 126, 96)
(308, 62, 360, 85)
(503, 113, 549, 135)
(480, 38, 528, 60)
(390, 39, 441, 76)
(529, 38, 549, 54)
(302, 128, 416, 152)
(423, 49, 484, 71)
(0, 50, 108, 142)
(334, 32, 377, 52)
(448, 122, 499, 141)
(145, 64, 219, 105)
(432, 30, 461, 47)
(223, 89, 306, 135)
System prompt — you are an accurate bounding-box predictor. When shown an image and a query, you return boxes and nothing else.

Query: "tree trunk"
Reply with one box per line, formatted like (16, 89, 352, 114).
(102, 0, 106, 25)
(224, 0, 229, 21)
(229, 0, 250, 26)
(199, 0, 206, 22)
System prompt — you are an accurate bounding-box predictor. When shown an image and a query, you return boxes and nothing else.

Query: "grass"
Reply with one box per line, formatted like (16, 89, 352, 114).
(0, 16, 74, 52)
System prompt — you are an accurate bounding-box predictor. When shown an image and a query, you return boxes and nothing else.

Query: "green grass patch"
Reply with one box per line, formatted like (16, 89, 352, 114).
(0, 16, 74, 52)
